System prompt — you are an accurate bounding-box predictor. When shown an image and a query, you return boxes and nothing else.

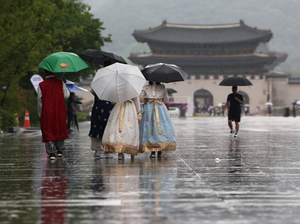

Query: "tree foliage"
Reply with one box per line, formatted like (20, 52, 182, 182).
(0, 0, 111, 131)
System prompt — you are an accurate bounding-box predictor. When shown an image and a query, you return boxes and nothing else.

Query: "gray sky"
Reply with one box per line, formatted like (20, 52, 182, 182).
(81, 0, 300, 72)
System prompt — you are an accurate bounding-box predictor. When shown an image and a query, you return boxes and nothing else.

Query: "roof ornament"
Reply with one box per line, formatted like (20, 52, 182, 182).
(240, 19, 244, 25)
(162, 20, 167, 24)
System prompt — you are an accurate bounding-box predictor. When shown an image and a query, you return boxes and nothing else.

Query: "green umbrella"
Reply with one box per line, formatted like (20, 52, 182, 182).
(38, 52, 89, 73)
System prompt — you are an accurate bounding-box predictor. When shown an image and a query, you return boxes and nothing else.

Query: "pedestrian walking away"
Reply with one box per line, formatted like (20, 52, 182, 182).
(226, 86, 244, 137)
(102, 96, 141, 160)
(268, 105, 272, 116)
(88, 89, 114, 158)
(139, 81, 177, 158)
(67, 92, 78, 132)
(88, 60, 116, 159)
(37, 70, 70, 160)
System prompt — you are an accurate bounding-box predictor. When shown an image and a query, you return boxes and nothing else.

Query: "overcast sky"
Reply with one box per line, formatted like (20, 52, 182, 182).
(81, 0, 300, 71)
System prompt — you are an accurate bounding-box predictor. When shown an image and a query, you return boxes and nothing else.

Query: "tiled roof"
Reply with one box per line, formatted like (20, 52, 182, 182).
(133, 20, 272, 44)
(288, 78, 300, 84)
(266, 71, 290, 78)
(129, 53, 276, 67)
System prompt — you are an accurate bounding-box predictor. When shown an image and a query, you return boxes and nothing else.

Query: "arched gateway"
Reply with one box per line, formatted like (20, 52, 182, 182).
(238, 91, 249, 104)
(194, 89, 213, 113)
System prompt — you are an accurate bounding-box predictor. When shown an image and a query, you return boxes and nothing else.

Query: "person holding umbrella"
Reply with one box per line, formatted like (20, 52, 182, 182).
(102, 96, 142, 160)
(88, 61, 118, 158)
(220, 74, 250, 137)
(89, 62, 146, 159)
(226, 86, 244, 137)
(37, 51, 88, 160)
(139, 63, 187, 158)
(88, 88, 115, 158)
(80, 49, 128, 158)
(37, 70, 70, 160)
(139, 81, 177, 158)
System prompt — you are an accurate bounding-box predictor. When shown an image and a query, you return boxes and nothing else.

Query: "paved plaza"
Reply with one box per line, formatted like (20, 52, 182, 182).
(1, 116, 300, 224)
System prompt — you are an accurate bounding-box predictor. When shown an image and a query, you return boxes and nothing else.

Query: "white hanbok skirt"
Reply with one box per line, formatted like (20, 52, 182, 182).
(103, 101, 139, 155)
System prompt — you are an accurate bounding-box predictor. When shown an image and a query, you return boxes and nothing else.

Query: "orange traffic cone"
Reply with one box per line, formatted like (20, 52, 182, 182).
(24, 110, 31, 127)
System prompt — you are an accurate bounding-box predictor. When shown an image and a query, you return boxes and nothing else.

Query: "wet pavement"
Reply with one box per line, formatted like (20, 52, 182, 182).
(1, 116, 300, 224)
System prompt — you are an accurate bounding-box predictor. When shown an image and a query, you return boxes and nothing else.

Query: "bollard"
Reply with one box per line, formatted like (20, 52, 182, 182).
(14, 112, 19, 126)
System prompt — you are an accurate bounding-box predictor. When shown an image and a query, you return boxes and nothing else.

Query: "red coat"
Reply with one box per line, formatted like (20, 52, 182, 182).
(39, 77, 68, 142)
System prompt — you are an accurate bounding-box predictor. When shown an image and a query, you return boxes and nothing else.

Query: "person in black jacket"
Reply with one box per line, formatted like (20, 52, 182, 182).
(226, 86, 244, 138)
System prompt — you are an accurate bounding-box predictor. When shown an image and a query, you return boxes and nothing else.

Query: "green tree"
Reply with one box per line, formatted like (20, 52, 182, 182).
(0, 0, 111, 131)
(43, 0, 112, 81)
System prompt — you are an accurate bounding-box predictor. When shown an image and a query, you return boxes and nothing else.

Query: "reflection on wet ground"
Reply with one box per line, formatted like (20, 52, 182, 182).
(1, 116, 300, 223)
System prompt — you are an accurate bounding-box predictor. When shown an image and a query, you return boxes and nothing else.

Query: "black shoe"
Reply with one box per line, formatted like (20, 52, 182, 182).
(49, 153, 56, 160)
(150, 152, 156, 158)
(157, 151, 162, 157)
(57, 150, 63, 157)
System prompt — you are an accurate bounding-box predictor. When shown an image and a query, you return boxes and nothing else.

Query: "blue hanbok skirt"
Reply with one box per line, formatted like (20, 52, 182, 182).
(139, 100, 176, 152)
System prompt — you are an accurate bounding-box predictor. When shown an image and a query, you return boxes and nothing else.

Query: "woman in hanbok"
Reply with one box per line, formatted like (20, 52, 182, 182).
(139, 81, 177, 158)
(89, 89, 114, 158)
(102, 96, 141, 160)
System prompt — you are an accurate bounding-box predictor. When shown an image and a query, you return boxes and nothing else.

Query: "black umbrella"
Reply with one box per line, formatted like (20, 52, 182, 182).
(79, 49, 127, 65)
(219, 74, 252, 86)
(167, 88, 177, 95)
(141, 63, 189, 83)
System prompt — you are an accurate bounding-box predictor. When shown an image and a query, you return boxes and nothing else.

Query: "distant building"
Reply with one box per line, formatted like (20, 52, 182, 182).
(129, 20, 297, 116)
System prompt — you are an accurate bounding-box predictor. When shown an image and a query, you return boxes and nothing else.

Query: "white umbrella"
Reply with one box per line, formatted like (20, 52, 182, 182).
(91, 62, 146, 103)
(265, 102, 273, 106)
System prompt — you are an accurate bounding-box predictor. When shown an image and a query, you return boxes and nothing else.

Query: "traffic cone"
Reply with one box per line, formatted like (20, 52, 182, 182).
(24, 110, 31, 127)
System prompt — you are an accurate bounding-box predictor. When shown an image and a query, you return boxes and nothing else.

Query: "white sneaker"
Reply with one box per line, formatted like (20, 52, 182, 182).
(234, 132, 238, 137)
(150, 152, 156, 158)
(94, 150, 101, 157)
(230, 130, 235, 136)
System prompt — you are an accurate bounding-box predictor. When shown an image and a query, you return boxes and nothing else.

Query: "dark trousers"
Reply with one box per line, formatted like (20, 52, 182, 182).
(67, 111, 78, 130)
(45, 140, 64, 154)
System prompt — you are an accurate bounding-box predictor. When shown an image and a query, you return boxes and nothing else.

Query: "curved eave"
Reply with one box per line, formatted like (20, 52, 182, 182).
(133, 21, 271, 35)
(132, 21, 272, 44)
(133, 34, 272, 45)
(266, 71, 290, 79)
(288, 77, 300, 84)
(129, 53, 276, 66)
(275, 52, 288, 62)
(264, 52, 288, 70)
